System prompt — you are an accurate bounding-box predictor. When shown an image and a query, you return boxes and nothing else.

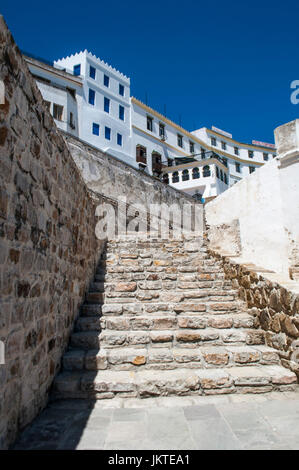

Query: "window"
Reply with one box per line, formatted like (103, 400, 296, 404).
(249, 166, 255, 174)
(189, 141, 195, 153)
(88, 89, 95, 105)
(104, 97, 110, 113)
(117, 133, 122, 146)
(69, 112, 75, 129)
(235, 162, 241, 173)
(222, 157, 228, 167)
(216, 166, 219, 178)
(53, 103, 63, 121)
(192, 167, 200, 179)
(234, 147, 239, 155)
(159, 123, 165, 138)
(224, 173, 228, 184)
(105, 126, 111, 140)
(263, 153, 269, 161)
(211, 137, 216, 146)
(119, 84, 124, 96)
(136, 145, 147, 164)
(221, 141, 226, 150)
(248, 150, 254, 159)
(152, 152, 162, 175)
(119, 105, 125, 121)
(92, 123, 99, 136)
(172, 171, 179, 183)
(203, 165, 211, 177)
(220, 170, 223, 181)
(163, 174, 169, 184)
(201, 148, 205, 158)
(177, 134, 183, 148)
(104, 74, 109, 87)
(73, 64, 81, 76)
(89, 66, 96, 79)
(147, 116, 153, 131)
(182, 169, 190, 181)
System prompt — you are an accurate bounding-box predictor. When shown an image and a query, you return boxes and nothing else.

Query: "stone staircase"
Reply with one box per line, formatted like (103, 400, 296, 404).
(53, 235, 297, 400)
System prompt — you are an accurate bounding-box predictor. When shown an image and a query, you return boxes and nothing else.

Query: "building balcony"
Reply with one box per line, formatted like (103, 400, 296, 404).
(136, 154, 147, 165)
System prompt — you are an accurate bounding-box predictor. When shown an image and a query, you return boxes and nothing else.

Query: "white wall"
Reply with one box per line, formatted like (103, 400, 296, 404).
(55, 51, 134, 166)
(205, 120, 299, 277)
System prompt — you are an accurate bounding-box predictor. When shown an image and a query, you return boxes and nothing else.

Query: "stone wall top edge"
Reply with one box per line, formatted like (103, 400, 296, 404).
(209, 249, 299, 296)
(62, 131, 203, 207)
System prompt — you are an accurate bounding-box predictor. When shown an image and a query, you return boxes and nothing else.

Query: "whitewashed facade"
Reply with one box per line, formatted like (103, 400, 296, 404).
(25, 51, 277, 201)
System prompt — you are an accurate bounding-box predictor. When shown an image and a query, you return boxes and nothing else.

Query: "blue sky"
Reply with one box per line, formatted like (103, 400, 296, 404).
(2, 0, 299, 143)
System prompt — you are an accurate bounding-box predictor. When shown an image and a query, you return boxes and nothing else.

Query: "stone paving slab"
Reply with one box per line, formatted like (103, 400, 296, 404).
(13, 389, 299, 450)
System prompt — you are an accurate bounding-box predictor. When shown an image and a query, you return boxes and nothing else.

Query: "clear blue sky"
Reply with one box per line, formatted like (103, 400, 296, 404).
(2, 0, 299, 143)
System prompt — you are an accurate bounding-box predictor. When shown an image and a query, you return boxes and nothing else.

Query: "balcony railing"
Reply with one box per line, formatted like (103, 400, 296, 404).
(136, 154, 147, 165)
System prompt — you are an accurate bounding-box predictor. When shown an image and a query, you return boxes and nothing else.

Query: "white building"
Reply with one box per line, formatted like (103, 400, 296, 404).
(24, 50, 277, 201)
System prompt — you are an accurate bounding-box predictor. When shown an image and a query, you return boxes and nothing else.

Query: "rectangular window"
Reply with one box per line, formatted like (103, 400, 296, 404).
(249, 166, 255, 173)
(201, 148, 205, 158)
(159, 123, 165, 138)
(136, 145, 147, 164)
(53, 103, 63, 121)
(70, 112, 75, 129)
(235, 162, 241, 173)
(104, 74, 109, 87)
(89, 66, 96, 79)
(211, 137, 216, 146)
(117, 133, 122, 146)
(119, 105, 125, 121)
(263, 153, 269, 161)
(119, 84, 124, 96)
(221, 141, 226, 150)
(73, 64, 81, 76)
(234, 147, 239, 155)
(92, 123, 99, 136)
(104, 97, 110, 113)
(105, 126, 111, 140)
(248, 150, 254, 158)
(147, 116, 153, 132)
(189, 141, 195, 153)
(88, 89, 95, 105)
(177, 134, 183, 148)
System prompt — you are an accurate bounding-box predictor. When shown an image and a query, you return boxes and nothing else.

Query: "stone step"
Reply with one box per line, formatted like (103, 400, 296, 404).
(103, 242, 208, 249)
(101, 264, 225, 274)
(75, 313, 257, 332)
(94, 273, 226, 282)
(80, 302, 248, 318)
(88, 297, 246, 314)
(70, 328, 265, 350)
(62, 345, 281, 372)
(91, 280, 237, 297)
(53, 365, 297, 400)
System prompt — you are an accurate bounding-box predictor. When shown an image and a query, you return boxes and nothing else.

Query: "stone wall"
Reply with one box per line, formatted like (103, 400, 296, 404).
(63, 132, 203, 225)
(209, 250, 299, 377)
(0, 17, 103, 449)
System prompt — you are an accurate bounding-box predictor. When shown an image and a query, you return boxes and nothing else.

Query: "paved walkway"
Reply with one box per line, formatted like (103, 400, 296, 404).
(14, 389, 299, 450)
